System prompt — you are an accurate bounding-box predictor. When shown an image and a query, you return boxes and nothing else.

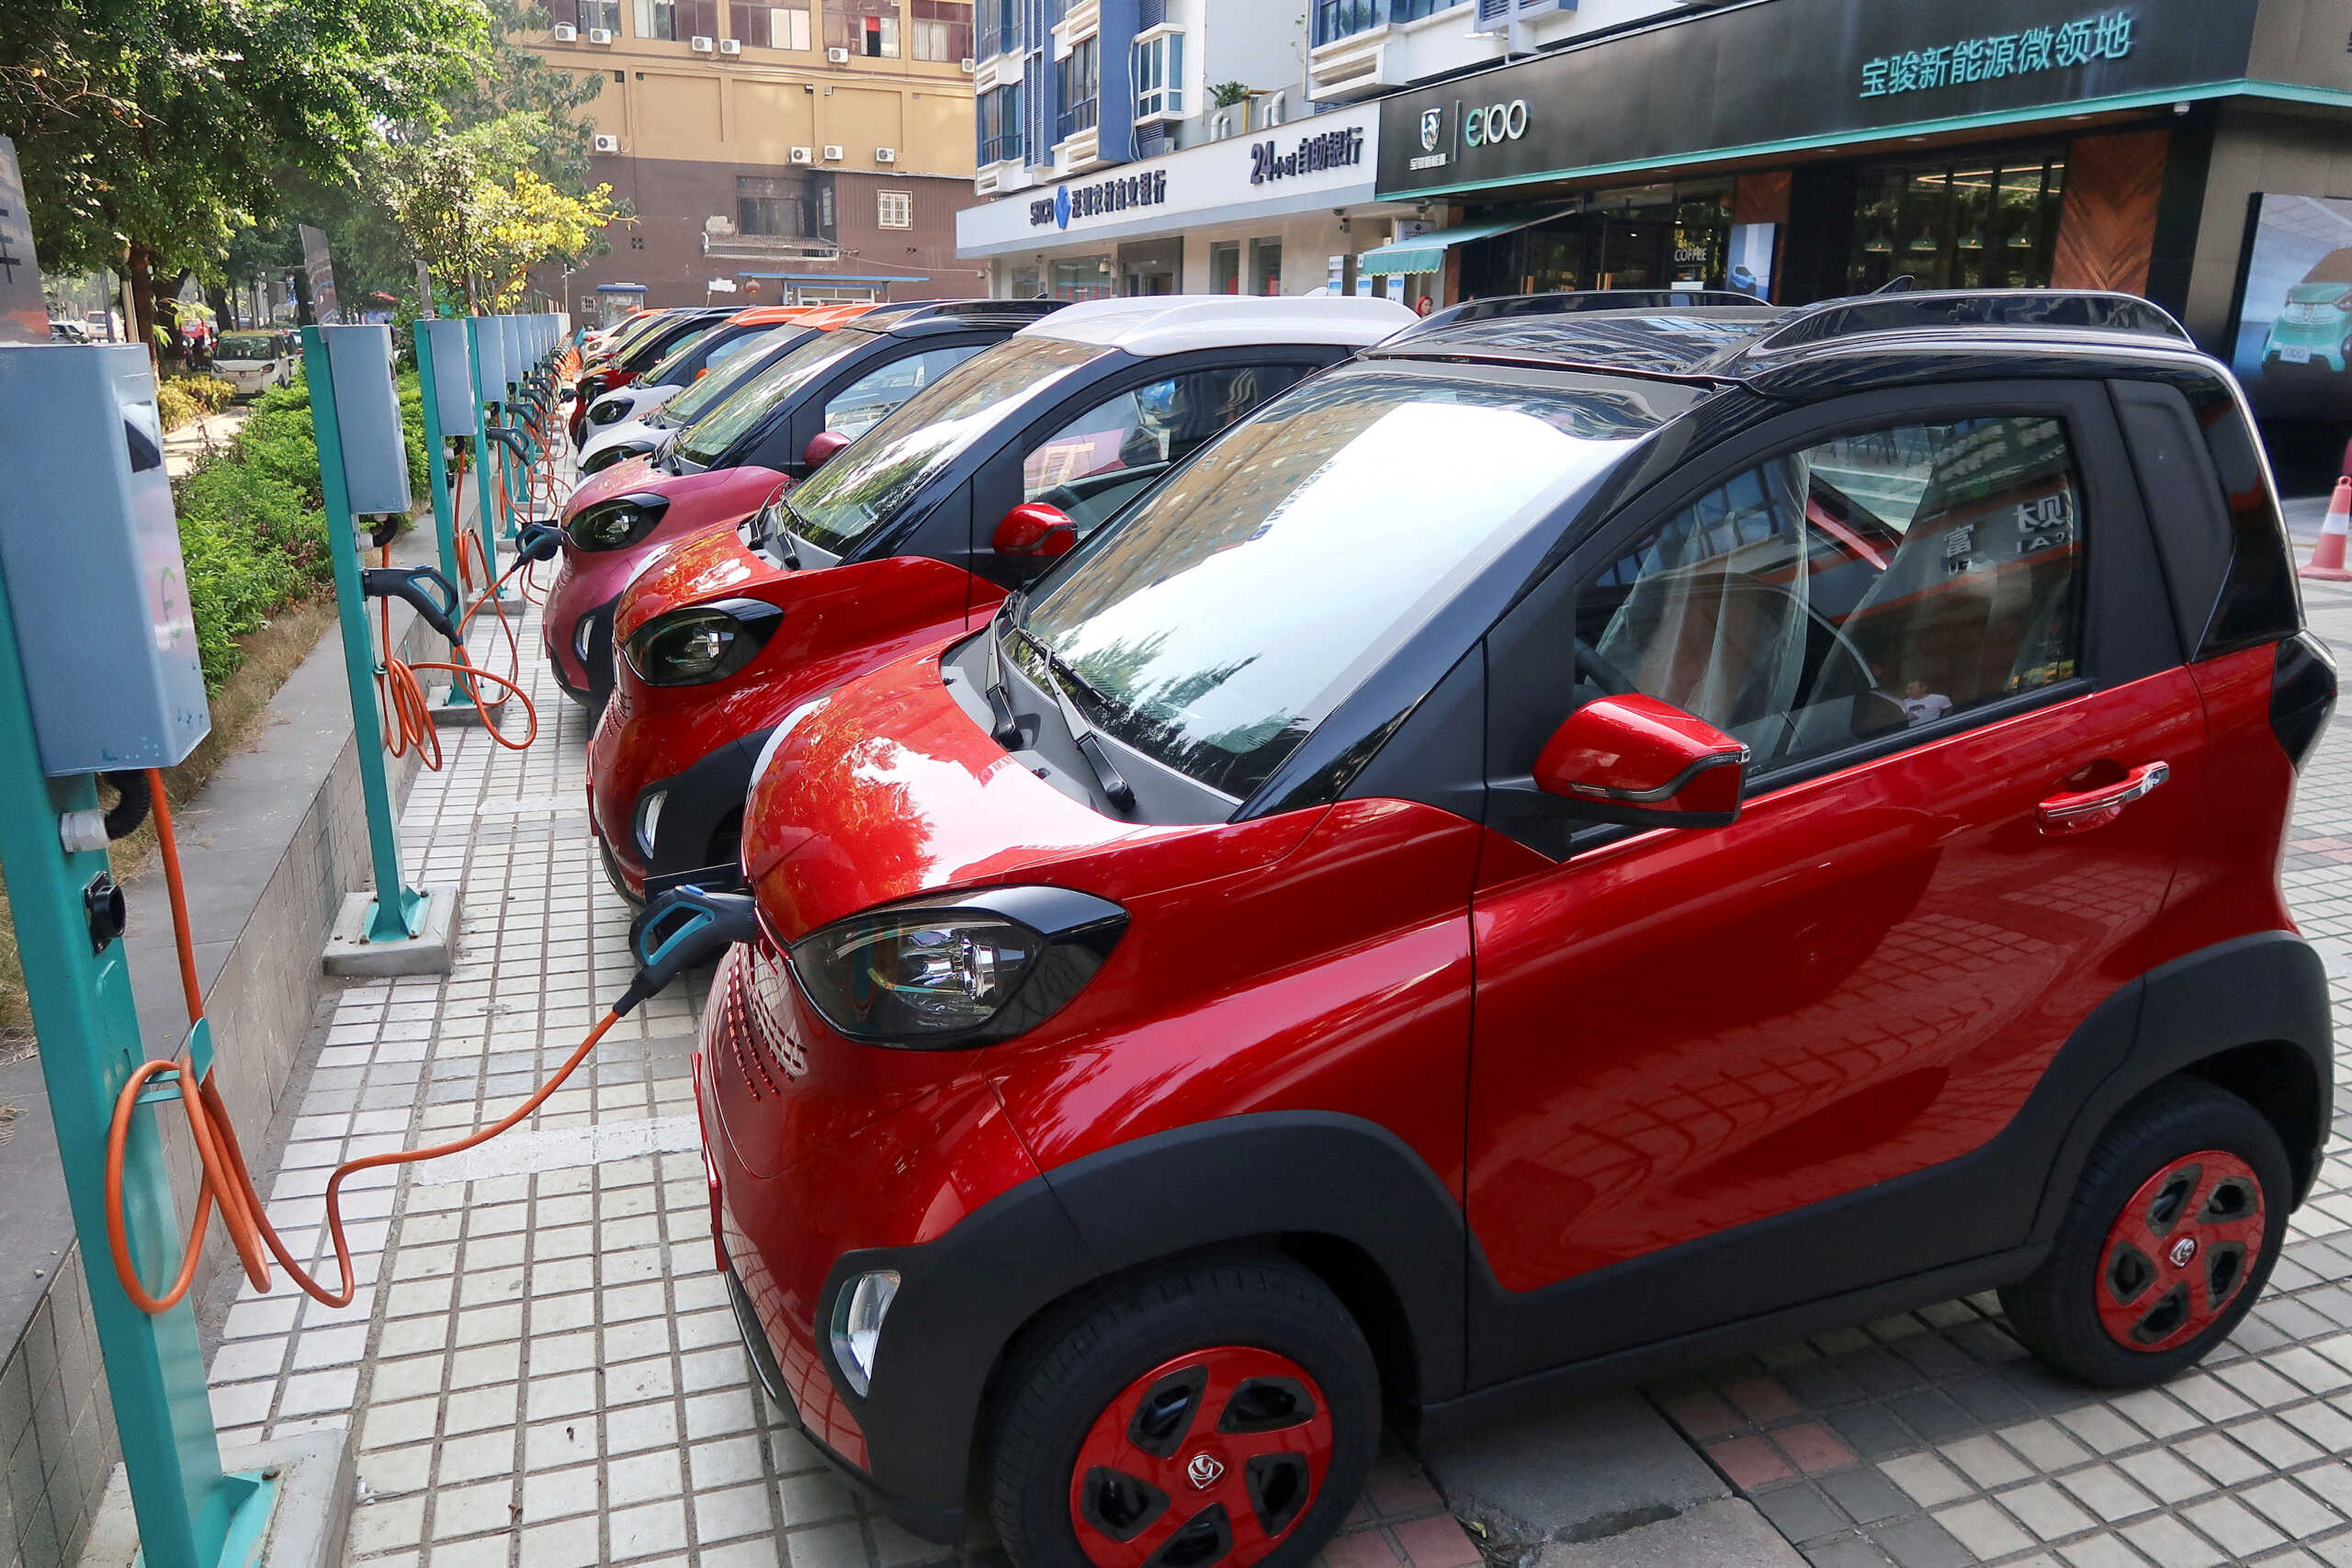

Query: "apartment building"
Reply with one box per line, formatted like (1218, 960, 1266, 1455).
(956, 0, 1702, 301)
(526, 0, 989, 321)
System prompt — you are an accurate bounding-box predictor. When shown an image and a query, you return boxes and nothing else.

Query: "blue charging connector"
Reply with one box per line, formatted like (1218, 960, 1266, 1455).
(616, 885, 762, 1014)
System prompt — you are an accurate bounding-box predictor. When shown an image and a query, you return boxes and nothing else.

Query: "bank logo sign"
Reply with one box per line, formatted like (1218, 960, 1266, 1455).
(1419, 107, 1443, 152)
(1860, 8, 2134, 98)
(1031, 169, 1170, 230)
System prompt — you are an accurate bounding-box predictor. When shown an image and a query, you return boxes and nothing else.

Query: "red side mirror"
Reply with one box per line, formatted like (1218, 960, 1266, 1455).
(993, 502, 1078, 559)
(803, 429, 852, 470)
(1533, 693, 1748, 829)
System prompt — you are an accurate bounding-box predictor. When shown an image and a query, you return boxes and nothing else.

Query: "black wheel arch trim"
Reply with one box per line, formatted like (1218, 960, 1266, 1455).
(641, 725, 775, 883)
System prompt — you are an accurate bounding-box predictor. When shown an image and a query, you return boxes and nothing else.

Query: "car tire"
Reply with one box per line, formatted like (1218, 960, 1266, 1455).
(2002, 1078, 2290, 1387)
(988, 1256, 1379, 1568)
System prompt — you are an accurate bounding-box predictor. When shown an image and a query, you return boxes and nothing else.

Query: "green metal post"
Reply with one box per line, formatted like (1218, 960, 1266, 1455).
(0, 558, 275, 1568)
(463, 319, 503, 575)
(302, 327, 426, 943)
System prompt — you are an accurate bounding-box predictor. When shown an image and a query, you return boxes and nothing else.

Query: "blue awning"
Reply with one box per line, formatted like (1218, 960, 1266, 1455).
(594, 283, 648, 292)
(1357, 211, 1564, 276)
(736, 273, 933, 284)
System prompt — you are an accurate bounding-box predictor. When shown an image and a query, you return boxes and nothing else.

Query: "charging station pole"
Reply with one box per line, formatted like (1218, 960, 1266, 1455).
(412, 321, 465, 595)
(463, 317, 503, 571)
(0, 344, 277, 1568)
(302, 325, 427, 945)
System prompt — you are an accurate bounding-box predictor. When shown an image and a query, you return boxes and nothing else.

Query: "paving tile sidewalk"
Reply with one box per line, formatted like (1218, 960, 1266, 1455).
(1651, 579, 2352, 1568)
(187, 586, 1480, 1568)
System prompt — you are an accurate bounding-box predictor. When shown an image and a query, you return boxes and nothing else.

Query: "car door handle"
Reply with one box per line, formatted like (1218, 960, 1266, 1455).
(2038, 761, 2170, 834)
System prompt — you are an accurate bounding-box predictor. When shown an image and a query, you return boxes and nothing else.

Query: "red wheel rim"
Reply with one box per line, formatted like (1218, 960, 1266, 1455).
(1067, 1346, 1334, 1568)
(2094, 1148, 2266, 1353)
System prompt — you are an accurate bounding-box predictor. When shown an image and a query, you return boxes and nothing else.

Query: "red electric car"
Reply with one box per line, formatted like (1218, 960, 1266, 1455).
(691, 290, 2336, 1568)
(591, 294, 1417, 900)
(544, 299, 1060, 709)
(567, 307, 731, 446)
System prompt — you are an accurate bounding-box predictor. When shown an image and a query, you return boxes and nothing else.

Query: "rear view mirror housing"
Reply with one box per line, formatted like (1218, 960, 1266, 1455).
(993, 502, 1078, 560)
(803, 428, 853, 470)
(1533, 694, 1748, 829)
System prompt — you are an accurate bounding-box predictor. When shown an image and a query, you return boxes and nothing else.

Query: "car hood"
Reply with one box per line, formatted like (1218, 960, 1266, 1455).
(2287, 283, 2352, 306)
(561, 462, 785, 539)
(739, 641, 1323, 944)
(613, 523, 784, 642)
(579, 414, 667, 466)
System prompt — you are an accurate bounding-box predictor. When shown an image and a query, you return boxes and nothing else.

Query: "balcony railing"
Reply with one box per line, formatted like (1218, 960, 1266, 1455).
(1312, 0, 1383, 45)
(1056, 96, 1098, 141)
(979, 130, 1024, 164)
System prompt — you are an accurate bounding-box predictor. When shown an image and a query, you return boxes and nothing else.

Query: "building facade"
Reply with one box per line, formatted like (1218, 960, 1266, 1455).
(525, 0, 989, 321)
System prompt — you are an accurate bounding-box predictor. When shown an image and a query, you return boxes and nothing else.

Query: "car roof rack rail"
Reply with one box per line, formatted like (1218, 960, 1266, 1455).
(1394, 288, 1769, 341)
(1750, 288, 2190, 355)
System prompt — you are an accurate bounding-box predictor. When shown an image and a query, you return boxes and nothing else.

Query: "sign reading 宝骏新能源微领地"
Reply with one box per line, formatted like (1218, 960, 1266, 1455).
(1860, 8, 2135, 98)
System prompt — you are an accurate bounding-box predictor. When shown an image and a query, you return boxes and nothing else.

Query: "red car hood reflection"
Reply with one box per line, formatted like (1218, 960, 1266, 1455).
(616, 526, 776, 641)
(560, 458, 786, 531)
(741, 644, 1324, 944)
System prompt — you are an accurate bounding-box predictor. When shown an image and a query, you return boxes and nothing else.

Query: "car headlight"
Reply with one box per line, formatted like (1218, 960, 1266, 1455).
(588, 398, 628, 424)
(580, 440, 654, 476)
(788, 886, 1126, 1047)
(623, 598, 783, 686)
(567, 491, 669, 550)
(831, 1269, 899, 1396)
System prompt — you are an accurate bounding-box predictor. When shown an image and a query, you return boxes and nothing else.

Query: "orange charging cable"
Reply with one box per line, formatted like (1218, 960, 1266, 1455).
(373, 539, 538, 768)
(105, 766, 622, 1313)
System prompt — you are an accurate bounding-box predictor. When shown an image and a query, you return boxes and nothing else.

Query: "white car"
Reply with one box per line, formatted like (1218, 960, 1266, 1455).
(576, 321, 820, 473)
(213, 331, 298, 396)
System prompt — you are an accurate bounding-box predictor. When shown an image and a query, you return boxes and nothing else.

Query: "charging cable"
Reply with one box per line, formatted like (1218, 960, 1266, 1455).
(104, 818, 753, 1314)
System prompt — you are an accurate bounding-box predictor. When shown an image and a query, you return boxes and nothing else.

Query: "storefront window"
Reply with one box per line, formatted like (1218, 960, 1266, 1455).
(1250, 239, 1283, 297)
(1051, 256, 1115, 301)
(1210, 242, 1241, 296)
(1462, 184, 1733, 299)
(1011, 266, 1041, 298)
(1848, 154, 2064, 293)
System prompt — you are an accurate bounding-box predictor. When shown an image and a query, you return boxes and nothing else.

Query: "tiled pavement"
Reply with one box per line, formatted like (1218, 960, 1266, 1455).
(190, 586, 1480, 1568)
(1648, 575, 2352, 1568)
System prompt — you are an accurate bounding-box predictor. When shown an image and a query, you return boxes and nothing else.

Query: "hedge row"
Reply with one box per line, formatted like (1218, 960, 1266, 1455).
(157, 374, 236, 432)
(171, 369, 429, 692)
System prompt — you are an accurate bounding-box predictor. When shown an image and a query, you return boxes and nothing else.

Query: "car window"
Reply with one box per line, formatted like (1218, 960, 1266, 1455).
(1577, 414, 2083, 773)
(822, 344, 988, 438)
(1021, 364, 1309, 537)
(673, 328, 879, 466)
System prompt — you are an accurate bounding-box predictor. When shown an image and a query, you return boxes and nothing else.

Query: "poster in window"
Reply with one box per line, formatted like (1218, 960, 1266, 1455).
(2231, 194, 2352, 420)
(1728, 221, 1775, 302)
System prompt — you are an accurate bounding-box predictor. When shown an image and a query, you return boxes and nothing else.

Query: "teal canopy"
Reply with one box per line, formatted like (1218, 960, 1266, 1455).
(1356, 211, 1563, 276)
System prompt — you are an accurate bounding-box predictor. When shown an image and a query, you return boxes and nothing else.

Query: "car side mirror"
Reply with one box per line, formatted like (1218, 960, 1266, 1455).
(803, 428, 852, 469)
(1533, 693, 1748, 829)
(993, 502, 1078, 559)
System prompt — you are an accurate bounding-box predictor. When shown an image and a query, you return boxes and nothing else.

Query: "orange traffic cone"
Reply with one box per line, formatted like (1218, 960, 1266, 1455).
(2304, 477, 2352, 581)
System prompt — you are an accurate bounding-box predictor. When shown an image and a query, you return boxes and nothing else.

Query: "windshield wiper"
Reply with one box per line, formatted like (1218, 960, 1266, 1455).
(982, 592, 1023, 745)
(1014, 626, 1134, 811)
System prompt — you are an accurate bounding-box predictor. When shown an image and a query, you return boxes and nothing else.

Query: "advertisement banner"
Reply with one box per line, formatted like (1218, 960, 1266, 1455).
(1728, 222, 1777, 301)
(2231, 194, 2352, 420)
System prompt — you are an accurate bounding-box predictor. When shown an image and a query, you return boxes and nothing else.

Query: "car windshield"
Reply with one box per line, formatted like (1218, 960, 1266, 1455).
(217, 333, 277, 359)
(653, 326, 812, 428)
(673, 327, 878, 467)
(643, 329, 723, 386)
(786, 334, 1102, 555)
(626, 322, 710, 372)
(1017, 366, 1686, 798)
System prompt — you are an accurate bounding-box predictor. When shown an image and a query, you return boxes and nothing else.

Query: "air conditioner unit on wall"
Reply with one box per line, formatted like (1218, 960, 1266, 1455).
(587, 26, 614, 42)
(822, 144, 844, 161)
(874, 147, 897, 163)
(960, 57, 975, 72)
(718, 36, 741, 52)
(691, 33, 714, 50)
(789, 145, 814, 164)
(594, 133, 621, 153)
(827, 46, 851, 63)
(552, 22, 578, 40)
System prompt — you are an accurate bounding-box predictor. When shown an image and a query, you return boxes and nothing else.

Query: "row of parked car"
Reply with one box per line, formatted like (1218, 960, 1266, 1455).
(551, 290, 2335, 1568)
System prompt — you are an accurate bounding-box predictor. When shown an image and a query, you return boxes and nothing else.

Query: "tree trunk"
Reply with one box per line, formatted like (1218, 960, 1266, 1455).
(291, 265, 314, 326)
(126, 243, 159, 370)
(205, 280, 232, 332)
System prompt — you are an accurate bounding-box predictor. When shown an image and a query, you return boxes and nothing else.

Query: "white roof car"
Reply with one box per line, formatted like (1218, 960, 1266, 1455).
(1022, 294, 1416, 355)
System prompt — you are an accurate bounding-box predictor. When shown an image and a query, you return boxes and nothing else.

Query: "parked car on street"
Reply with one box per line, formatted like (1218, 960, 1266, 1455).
(576, 304, 842, 462)
(212, 330, 297, 395)
(693, 289, 2335, 1568)
(545, 299, 1063, 711)
(568, 307, 733, 446)
(590, 294, 1415, 899)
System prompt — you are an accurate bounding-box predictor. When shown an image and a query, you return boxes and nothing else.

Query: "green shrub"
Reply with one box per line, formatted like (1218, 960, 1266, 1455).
(229, 368, 429, 509)
(156, 381, 199, 432)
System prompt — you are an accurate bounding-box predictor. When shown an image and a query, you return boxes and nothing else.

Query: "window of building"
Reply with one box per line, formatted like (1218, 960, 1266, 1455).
(730, 0, 811, 46)
(1249, 238, 1282, 297)
(825, 0, 899, 55)
(636, 0, 678, 38)
(1576, 415, 2083, 773)
(1209, 241, 1240, 296)
(1847, 154, 2066, 294)
(740, 175, 819, 237)
(910, 0, 970, 61)
(878, 190, 912, 229)
(1133, 29, 1182, 119)
(582, 0, 621, 28)
(1050, 255, 1115, 301)
(976, 0, 1014, 58)
(978, 82, 1023, 164)
(681, 0, 716, 37)
(1056, 37, 1099, 141)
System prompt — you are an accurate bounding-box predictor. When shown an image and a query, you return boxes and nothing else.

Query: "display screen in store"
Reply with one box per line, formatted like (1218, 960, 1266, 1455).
(2232, 193, 2352, 420)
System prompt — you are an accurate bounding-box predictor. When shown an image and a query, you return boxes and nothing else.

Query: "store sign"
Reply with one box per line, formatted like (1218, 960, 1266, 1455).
(1250, 124, 1366, 186)
(1032, 170, 1170, 229)
(1860, 8, 2135, 97)
(1463, 100, 1531, 149)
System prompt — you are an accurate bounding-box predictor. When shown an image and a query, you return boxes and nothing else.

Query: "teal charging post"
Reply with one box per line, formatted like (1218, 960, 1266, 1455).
(464, 316, 506, 568)
(301, 325, 434, 949)
(0, 345, 280, 1568)
(414, 319, 487, 710)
